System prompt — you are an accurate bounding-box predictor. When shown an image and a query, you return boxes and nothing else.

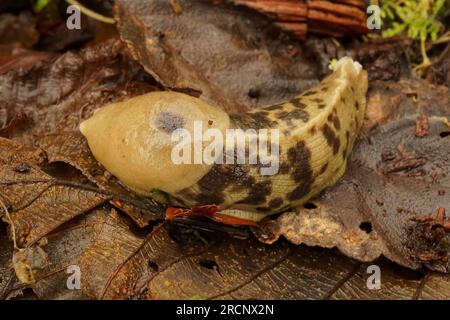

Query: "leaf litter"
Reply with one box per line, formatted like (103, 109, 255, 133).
(0, 0, 449, 299)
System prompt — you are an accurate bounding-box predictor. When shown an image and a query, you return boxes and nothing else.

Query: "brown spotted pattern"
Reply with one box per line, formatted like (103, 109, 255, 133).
(173, 61, 368, 221)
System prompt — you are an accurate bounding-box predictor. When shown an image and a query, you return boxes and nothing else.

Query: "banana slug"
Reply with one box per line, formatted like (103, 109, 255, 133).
(80, 57, 368, 223)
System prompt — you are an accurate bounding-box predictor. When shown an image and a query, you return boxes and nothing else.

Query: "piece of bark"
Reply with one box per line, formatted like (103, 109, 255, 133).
(232, 0, 368, 39)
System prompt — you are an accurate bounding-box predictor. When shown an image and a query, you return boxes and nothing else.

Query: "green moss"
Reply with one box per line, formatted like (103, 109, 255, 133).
(381, 0, 446, 41)
(380, 0, 449, 71)
(33, 0, 51, 12)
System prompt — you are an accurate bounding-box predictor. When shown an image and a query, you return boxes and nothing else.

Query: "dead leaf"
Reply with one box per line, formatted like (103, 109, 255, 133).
(4, 209, 442, 300)
(114, 0, 320, 112)
(0, 38, 152, 145)
(1, 3, 450, 300)
(0, 137, 111, 247)
(0, 12, 39, 55)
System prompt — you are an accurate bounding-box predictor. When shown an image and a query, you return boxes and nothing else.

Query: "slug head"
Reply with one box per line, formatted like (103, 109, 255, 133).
(80, 91, 230, 195)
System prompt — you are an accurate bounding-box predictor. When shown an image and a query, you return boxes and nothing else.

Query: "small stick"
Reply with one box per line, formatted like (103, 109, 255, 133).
(65, 0, 115, 24)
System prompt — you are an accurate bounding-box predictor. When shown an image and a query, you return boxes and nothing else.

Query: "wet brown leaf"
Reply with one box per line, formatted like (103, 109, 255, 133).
(0, 138, 111, 247)
(1, 2, 450, 300)
(3, 208, 445, 300)
(114, 0, 320, 112)
(0, 38, 151, 144)
(0, 12, 39, 55)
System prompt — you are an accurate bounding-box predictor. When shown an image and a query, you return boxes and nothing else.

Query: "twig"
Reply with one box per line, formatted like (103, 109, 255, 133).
(65, 0, 115, 24)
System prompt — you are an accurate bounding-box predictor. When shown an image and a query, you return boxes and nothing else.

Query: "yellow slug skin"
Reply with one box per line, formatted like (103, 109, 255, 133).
(80, 58, 368, 222)
(80, 91, 230, 195)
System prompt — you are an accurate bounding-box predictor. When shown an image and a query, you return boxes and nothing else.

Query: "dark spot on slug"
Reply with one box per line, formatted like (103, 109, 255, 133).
(286, 141, 313, 201)
(289, 184, 311, 201)
(190, 164, 254, 205)
(256, 197, 285, 212)
(268, 197, 283, 209)
(237, 180, 272, 205)
(290, 98, 307, 109)
(279, 162, 290, 174)
(330, 114, 341, 130)
(319, 163, 328, 175)
(302, 90, 317, 96)
(230, 113, 275, 130)
(155, 112, 185, 134)
(309, 126, 317, 134)
(194, 192, 225, 205)
(355, 101, 359, 110)
(275, 110, 288, 119)
(318, 103, 326, 109)
(265, 104, 284, 111)
(341, 96, 346, 104)
(288, 109, 310, 122)
(311, 98, 324, 104)
(255, 111, 269, 117)
(321, 86, 328, 92)
(322, 124, 340, 155)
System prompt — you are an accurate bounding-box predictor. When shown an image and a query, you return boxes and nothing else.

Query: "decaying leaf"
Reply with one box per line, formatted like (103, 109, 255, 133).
(0, 38, 151, 144)
(3, 206, 446, 300)
(0, 12, 39, 55)
(1, 2, 450, 301)
(0, 137, 111, 247)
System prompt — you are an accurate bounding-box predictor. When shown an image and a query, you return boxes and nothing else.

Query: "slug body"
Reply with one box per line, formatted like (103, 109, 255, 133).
(80, 58, 368, 222)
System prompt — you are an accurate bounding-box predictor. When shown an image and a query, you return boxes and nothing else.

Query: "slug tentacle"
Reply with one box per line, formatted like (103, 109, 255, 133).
(80, 57, 368, 223)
